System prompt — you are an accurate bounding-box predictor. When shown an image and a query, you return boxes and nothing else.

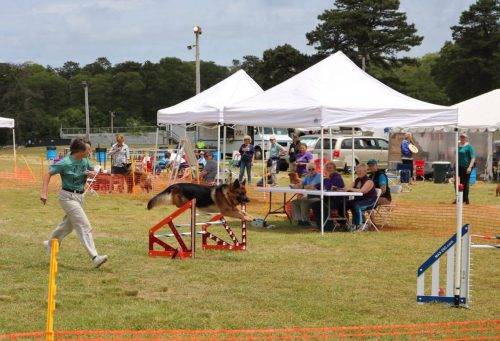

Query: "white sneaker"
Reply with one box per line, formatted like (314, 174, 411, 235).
(92, 255, 108, 268)
(43, 240, 51, 255)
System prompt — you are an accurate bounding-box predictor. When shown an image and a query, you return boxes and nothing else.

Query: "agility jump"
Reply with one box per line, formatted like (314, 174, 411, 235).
(148, 198, 247, 259)
(416, 224, 498, 307)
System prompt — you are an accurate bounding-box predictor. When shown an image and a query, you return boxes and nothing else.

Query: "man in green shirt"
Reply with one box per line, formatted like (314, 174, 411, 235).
(40, 138, 108, 268)
(457, 133, 476, 204)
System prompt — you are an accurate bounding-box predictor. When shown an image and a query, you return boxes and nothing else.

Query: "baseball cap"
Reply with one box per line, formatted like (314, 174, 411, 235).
(460, 132, 468, 138)
(367, 159, 378, 165)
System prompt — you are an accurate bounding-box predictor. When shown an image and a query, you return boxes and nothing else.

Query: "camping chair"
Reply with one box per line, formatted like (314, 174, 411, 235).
(373, 201, 396, 230)
(359, 188, 382, 232)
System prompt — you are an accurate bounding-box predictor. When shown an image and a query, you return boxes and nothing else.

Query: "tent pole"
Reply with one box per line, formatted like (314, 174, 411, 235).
(261, 127, 265, 187)
(216, 124, 221, 184)
(329, 127, 333, 161)
(351, 127, 355, 183)
(12, 128, 16, 171)
(320, 128, 324, 235)
(153, 127, 159, 174)
(487, 131, 493, 181)
(454, 128, 463, 306)
(223, 125, 227, 181)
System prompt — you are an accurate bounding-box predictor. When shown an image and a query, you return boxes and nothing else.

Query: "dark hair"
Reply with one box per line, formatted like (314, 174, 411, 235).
(70, 138, 87, 154)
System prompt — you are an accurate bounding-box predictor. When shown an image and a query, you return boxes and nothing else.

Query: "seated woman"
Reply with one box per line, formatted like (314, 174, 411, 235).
(290, 163, 322, 226)
(200, 151, 217, 184)
(311, 162, 345, 231)
(294, 143, 313, 177)
(345, 164, 378, 231)
(367, 159, 391, 205)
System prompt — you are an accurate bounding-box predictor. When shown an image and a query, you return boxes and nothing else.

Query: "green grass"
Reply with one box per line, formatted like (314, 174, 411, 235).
(0, 148, 499, 334)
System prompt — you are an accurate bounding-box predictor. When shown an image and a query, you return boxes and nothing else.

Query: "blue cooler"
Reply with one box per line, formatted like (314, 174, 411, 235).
(46, 146, 57, 160)
(95, 148, 107, 163)
(469, 168, 477, 185)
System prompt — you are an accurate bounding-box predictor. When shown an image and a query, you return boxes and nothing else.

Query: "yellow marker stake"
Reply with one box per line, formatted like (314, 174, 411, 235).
(46, 239, 59, 341)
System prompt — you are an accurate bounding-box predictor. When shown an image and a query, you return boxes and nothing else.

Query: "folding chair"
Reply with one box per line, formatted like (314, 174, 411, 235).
(373, 202, 396, 230)
(359, 188, 382, 232)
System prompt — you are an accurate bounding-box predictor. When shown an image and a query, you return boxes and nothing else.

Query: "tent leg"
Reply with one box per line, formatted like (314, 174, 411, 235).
(12, 128, 16, 172)
(351, 127, 355, 183)
(216, 124, 221, 184)
(223, 126, 227, 182)
(153, 128, 159, 174)
(320, 128, 324, 235)
(487, 131, 493, 181)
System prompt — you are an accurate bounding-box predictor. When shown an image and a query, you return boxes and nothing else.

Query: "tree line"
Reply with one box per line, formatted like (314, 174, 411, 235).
(0, 0, 498, 145)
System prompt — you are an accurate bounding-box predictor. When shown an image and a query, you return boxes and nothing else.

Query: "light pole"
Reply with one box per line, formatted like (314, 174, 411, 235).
(188, 25, 202, 141)
(110, 111, 115, 135)
(82, 81, 90, 141)
(193, 25, 202, 95)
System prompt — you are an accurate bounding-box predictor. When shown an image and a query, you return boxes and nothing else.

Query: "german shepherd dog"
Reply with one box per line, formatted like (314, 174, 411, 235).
(147, 179, 253, 221)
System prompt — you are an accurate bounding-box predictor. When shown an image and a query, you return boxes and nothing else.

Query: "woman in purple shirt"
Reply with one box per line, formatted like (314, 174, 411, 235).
(310, 162, 345, 231)
(295, 143, 313, 176)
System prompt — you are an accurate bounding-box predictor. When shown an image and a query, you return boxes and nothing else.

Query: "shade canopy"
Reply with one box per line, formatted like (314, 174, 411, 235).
(224, 52, 457, 129)
(0, 117, 14, 129)
(453, 89, 500, 131)
(157, 70, 263, 125)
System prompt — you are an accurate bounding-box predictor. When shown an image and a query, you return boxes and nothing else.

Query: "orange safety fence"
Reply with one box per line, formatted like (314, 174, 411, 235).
(1, 320, 498, 340)
(244, 186, 500, 236)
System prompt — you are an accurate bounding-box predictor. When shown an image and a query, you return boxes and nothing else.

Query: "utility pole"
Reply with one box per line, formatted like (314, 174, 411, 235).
(110, 111, 115, 136)
(82, 81, 90, 141)
(194, 25, 202, 95)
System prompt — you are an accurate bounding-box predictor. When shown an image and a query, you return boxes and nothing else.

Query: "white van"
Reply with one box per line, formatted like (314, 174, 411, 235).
(299, 134, 389, 171)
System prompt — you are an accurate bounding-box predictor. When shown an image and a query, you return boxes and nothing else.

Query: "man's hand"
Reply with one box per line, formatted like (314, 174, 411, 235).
(40, 192, 48, 205)
(467, 167, 472, 174)
(85, 170, 97, 178)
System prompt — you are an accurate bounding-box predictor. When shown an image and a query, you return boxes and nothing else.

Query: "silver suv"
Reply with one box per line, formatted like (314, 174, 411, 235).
(299, 134, 389, 171)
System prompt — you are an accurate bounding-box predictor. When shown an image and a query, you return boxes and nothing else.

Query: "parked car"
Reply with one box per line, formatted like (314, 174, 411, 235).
(299, 134, 389, 171)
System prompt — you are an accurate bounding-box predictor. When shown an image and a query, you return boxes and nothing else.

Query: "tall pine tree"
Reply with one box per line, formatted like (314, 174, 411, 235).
(432, 0, 499, 103)
(306, 0, 423, 69)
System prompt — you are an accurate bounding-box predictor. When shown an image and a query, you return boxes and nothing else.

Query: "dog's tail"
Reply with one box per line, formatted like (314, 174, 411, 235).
(147, 184, 175, 210)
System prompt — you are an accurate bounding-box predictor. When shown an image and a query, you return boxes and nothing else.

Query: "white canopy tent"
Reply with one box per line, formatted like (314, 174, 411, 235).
(156, 69, 263, 182)
(224, 50, 457, 230)
(454, 89, 500, 132)
(223, 52, 455, 129)
(157, 69, 263, 125)
(0, 117, 16, 161)
(399, 89, 499, 178)
(223, 50, 463, 304)
(454, 89, 499, 179)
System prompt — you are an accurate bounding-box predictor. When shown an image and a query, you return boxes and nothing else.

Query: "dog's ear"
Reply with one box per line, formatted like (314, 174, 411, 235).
(232, 179, 240, 188)
(240, 179, 246, 187)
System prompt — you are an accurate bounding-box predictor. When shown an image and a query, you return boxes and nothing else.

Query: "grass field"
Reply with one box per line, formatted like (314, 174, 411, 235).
(0, 148, 498, 336)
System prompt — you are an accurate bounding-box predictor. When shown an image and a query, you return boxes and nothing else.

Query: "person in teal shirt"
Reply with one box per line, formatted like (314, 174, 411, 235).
(267, 135, 286, 185)
(40, 138, 108, 268)
(457, 133, 476, 204)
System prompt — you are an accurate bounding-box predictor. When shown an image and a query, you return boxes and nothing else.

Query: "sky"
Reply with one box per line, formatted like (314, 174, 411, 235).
(0, 0, 476, 67)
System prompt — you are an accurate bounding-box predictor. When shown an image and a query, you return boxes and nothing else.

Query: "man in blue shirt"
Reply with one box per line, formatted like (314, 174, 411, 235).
(367, 159, 391, 205)
(291, 162, 322, 225)
(400, 133, 415, 178)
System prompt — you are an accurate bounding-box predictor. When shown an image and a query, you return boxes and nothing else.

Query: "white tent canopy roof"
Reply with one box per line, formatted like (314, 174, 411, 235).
(224, 51, 457, 129)
(0, 117, 14, 129)
(454, 89, 500, 131)
(157, 70, 263, 125)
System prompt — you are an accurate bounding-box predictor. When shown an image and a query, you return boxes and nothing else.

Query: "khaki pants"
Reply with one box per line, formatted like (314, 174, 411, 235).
(49, 190, 98, 259)
(291, 197, 320, 222)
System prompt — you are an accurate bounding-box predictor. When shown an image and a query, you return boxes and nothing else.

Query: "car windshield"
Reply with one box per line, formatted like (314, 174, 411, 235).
(300, 137, 318, 149)
(263, 127, 288, 135)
